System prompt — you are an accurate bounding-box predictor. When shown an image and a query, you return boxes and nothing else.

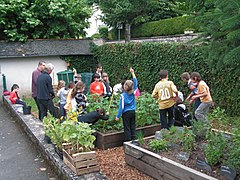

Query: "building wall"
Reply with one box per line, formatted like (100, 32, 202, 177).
(0, 56, 67, 97)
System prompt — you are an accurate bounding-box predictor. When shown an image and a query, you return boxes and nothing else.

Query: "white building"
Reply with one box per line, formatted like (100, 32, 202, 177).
(0, 39, 93, 97)
(85, 5, 106, 37)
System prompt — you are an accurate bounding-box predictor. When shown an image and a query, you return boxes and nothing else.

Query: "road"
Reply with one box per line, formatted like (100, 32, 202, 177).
(0, 101, 58, 180)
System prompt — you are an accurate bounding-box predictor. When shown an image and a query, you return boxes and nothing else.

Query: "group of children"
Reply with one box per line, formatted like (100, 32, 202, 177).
(152, 70, 213, 131)
(9, 63, 212, 143)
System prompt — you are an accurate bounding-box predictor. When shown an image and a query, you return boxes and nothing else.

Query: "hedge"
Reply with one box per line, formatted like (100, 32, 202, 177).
(131, 16, 199, 38)
(93, 43, 239, 116)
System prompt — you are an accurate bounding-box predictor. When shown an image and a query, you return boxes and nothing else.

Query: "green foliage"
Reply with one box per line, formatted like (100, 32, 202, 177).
(135, 93, 159, 127)
(98, 26, 109, 39)
(225, 128, 240, 170)
(22, 97, 38, 113)
(204, 131, 227, 166)
(0, 0, 92, 41)
(132, 16, 200, 38)
(61, 55, 98, 73)
(43, 113, 95, 152)
(88, 93, 159, 132)
(191, 0, 240, 75)
(149, 139, 168, 152)
(136, 131, 144, 145)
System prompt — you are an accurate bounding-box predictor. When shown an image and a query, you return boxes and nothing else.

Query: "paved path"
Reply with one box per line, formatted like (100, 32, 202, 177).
(0, 101, 58, 180)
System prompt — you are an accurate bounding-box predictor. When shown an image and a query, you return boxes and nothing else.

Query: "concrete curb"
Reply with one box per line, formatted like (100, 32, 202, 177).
(2, 96, 108, 180)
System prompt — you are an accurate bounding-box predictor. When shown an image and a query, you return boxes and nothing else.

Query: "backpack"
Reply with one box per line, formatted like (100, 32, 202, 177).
(174, 105, 192, 126)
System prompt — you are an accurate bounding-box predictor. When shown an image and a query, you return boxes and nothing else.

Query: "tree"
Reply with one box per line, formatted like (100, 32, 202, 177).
(97, 0, 178, 42)
(191, 0, 240, 74)
(0, 0, 92, 41)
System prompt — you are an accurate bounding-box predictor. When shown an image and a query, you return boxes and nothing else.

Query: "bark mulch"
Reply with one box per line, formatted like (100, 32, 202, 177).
(96, 147, 153, 180)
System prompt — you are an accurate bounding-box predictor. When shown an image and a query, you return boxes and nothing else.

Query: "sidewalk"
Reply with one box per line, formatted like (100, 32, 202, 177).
(1, 96, 108, 180)
(0, 101, 58, 179)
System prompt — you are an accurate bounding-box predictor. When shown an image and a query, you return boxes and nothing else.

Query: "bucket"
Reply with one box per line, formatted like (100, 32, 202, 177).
(23, 106, 32, 115)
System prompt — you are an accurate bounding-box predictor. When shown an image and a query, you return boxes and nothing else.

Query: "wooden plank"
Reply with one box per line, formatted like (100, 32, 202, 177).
(95, 124, 160, 149)
(63, 156, 77, 174)
(75, 159, 99, 168)
(72, 151, 96, 161)
(125, 154, 177, 180)
(76, 165, 100, 176)
(124, 142, 218, 180)
(62, 149, 75, 165)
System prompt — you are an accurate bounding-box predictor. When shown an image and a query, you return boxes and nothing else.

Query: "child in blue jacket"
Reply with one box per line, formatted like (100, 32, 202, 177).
(115, 68, 138, 141)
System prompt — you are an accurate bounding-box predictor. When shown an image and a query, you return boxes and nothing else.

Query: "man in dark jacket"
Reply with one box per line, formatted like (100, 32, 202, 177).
(37, 63, 56, 120)
(77, 108, 109, 125)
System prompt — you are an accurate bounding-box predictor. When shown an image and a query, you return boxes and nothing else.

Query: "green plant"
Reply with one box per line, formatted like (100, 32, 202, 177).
(225, 128, 240, 171)
(98, 26, 109, 39)
(136, 93, 159, 127)
(43, 114, 64, 149)
(204, 131, 227, 166)
(192, 120, 210, 139)
(136, 131, 144, 145)
(181, 128, 195, 152)
(43, 113, 96, 152)
(149, 139, 168, 152)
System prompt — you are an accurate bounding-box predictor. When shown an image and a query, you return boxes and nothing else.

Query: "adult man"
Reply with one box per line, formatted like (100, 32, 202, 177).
(32, 61, 46, 119)
(36, 63, 56, 120)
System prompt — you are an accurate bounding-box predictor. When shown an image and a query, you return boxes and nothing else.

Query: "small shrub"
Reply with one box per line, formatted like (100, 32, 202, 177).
(149, 139, 168, 152)
(98, 26, 109, 39)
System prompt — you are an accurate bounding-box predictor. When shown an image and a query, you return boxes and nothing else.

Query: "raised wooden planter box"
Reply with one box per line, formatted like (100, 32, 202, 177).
(94, 124, 161, 150)
(124, 140, 218, 180)
(62, 143, 100, 176)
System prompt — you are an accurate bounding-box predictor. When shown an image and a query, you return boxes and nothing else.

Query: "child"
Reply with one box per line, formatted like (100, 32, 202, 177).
(115, 68, 138, 141)
(57, 80, 67, 117)
(9, 84, 26, 106)
(90, 73, 104, 96)
(77, 108, 109, 125)
(181, 72, 201, 116)
(152, 70, 178, 129)
(102, 72, 112, 98)
(174, 97, 192, 127)
(65, 81, 87, 113)
(190, 72, 213, 123)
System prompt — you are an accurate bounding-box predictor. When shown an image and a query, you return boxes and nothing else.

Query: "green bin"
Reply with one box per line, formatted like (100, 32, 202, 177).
(81, 72, 93, 93)
(57, 70, 74, 85)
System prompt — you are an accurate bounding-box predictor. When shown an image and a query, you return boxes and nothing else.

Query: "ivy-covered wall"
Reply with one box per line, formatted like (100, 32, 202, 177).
(62, 43, 239, 116)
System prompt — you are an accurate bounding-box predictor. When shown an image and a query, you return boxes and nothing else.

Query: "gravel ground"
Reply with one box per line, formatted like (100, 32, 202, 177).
(96, 147, 153, 180)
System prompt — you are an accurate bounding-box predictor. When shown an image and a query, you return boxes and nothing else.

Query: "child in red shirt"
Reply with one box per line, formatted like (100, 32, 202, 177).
(90, 73, 104, 96)
(9, 84, 26, 106)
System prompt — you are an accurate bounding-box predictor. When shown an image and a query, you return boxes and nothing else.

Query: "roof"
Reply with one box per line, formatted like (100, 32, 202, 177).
(0, 39, 93, 58)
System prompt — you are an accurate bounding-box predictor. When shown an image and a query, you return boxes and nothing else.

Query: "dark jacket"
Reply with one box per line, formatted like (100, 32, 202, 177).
(77, 111, 109, 125)
(36, 71, 54, 100)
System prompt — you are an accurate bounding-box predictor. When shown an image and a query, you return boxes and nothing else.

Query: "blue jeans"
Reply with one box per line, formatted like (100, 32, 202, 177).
(59, 103, 66, 117)
(194, 98, 201, 115)
(122, 110, 136, 141)
(159, 105, 174, 129)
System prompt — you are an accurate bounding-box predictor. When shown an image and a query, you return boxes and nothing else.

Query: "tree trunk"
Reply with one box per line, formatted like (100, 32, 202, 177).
(125, 23, 131, 43)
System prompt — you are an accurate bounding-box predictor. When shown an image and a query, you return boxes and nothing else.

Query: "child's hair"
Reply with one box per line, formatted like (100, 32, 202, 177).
(159, 70, 168, 79)
(58, 80, 66, 90)
(124, 80, 134, 94)
(175, 97, 183, 105)
(93, 73, 101, 79)
(97, 108, 105, 115)
(11, 84, 19, 91)
(102, 72, 108, 78)
(66, 81, 75, 89)
(71, 82, 86, 98)
(96, 64, 102, 69)
(180, 72, 190, 81)
(190, 72, 202, 82)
